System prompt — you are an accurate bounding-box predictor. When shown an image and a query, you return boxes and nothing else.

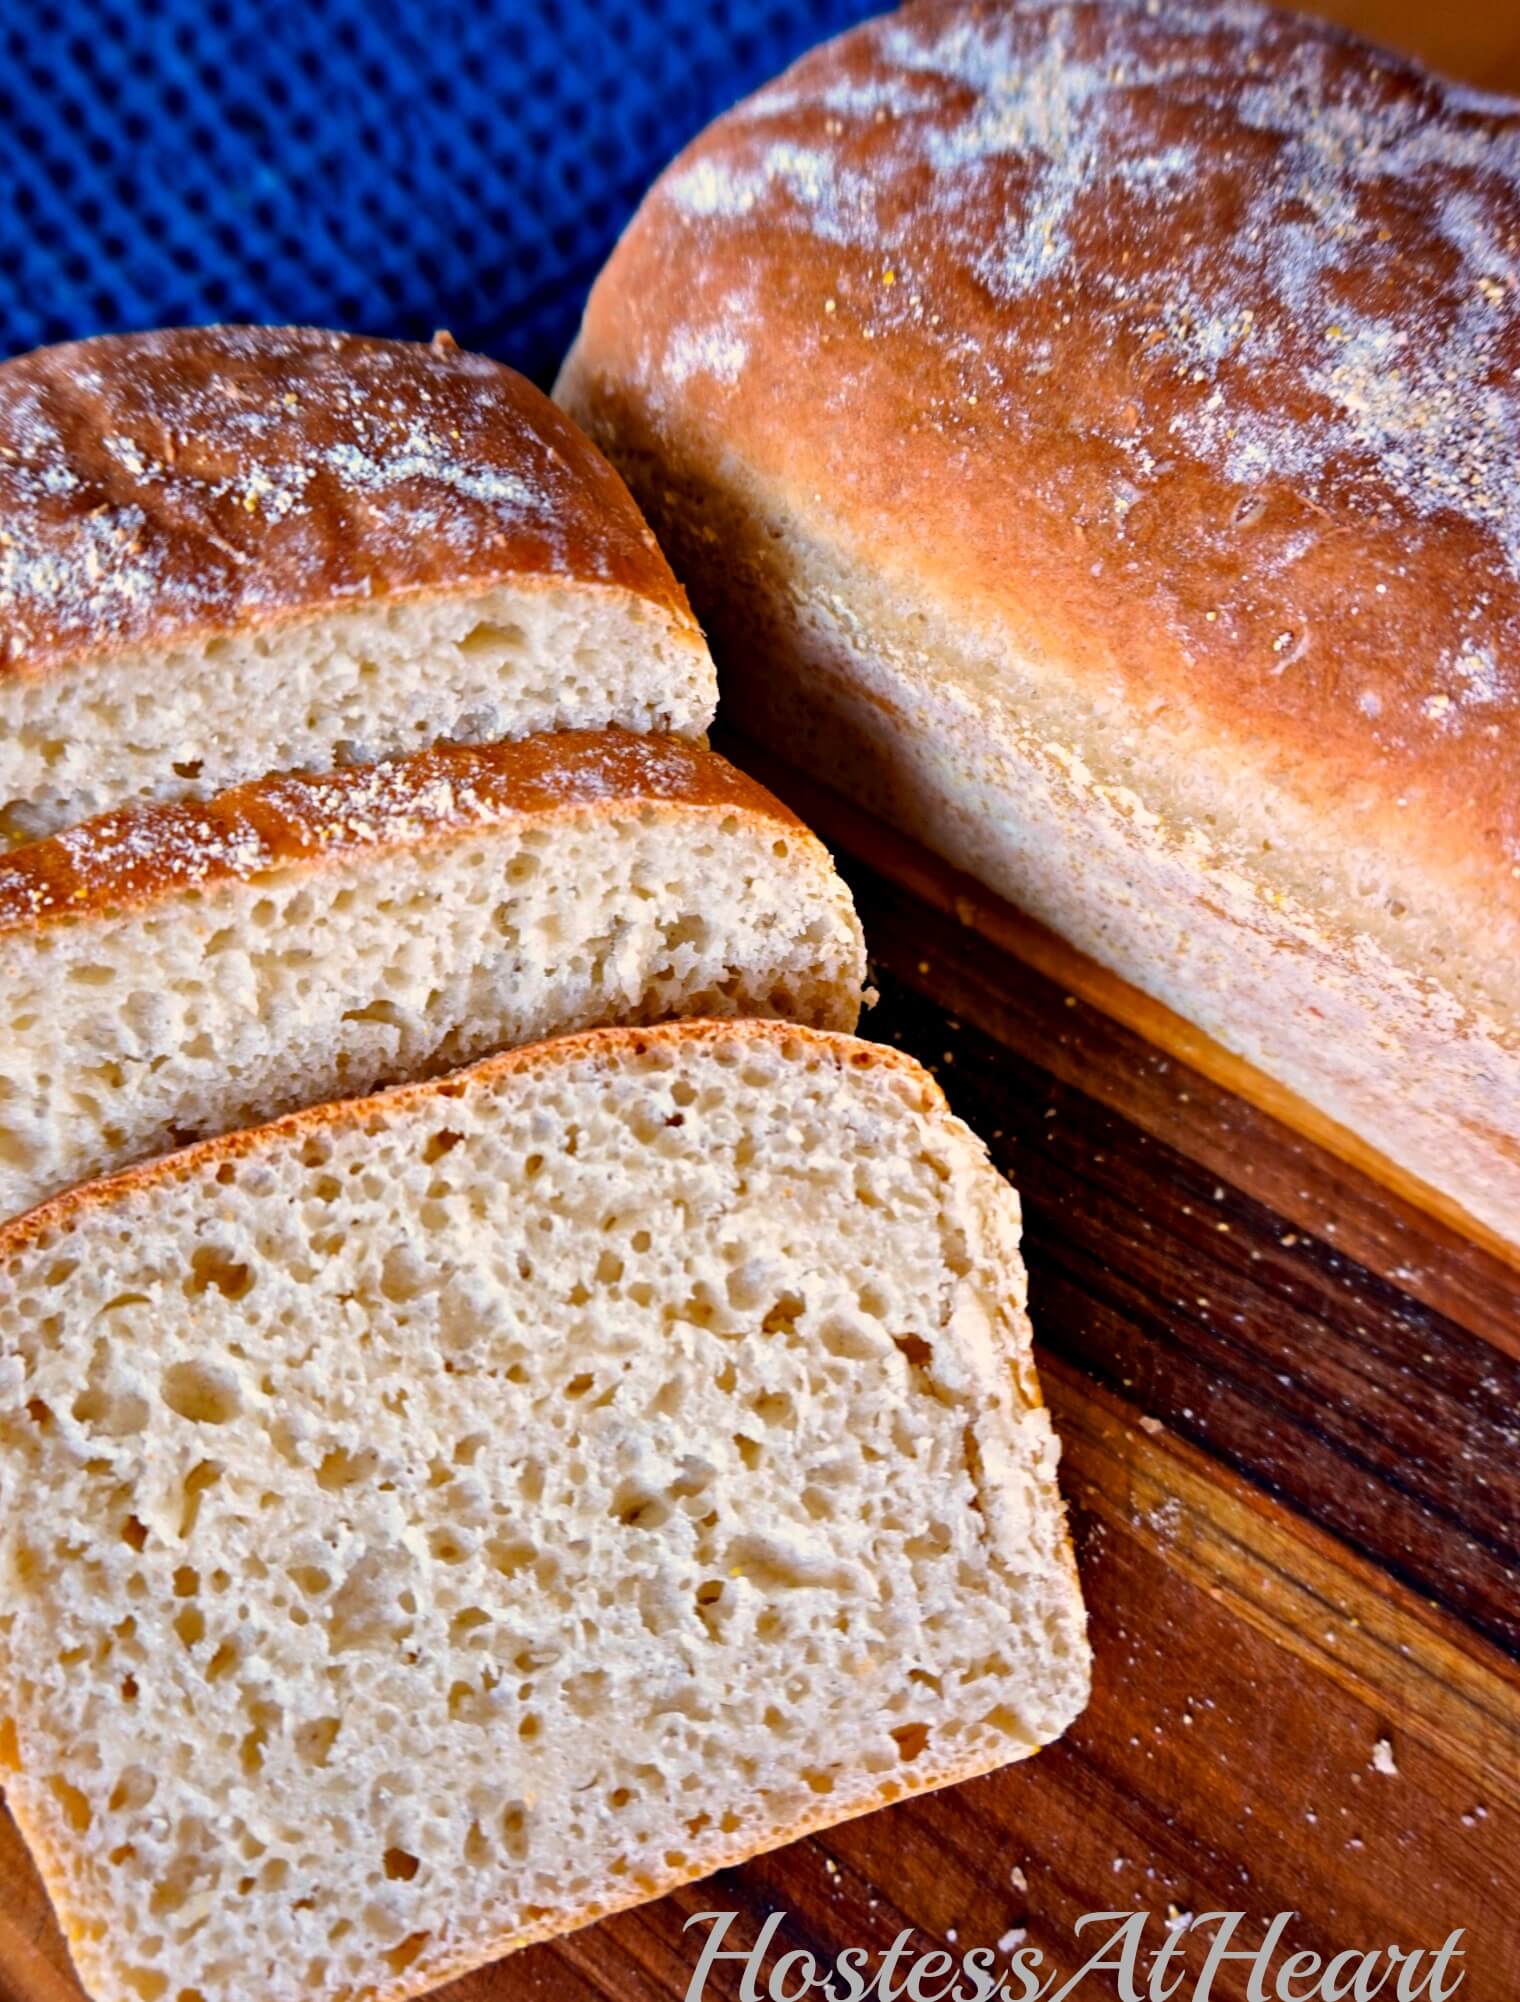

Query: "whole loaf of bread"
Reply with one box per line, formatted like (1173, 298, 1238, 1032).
(559, 0, 1520, 1247)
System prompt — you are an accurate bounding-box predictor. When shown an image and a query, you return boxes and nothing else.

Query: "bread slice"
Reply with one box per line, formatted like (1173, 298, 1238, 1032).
(0, 326, 714, 846)
(0, 1018, 1089, 2002)
(0, 730, 865, 1220)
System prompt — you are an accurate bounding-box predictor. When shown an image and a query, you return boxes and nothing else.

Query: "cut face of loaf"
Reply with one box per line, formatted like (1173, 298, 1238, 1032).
(0, 1019, 1090, 2002)
(0, 731, 865, 1219)
(0, 326, 714, 845)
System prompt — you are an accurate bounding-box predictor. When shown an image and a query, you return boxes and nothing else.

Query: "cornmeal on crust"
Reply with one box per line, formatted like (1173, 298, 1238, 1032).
(0, 1018, 1089, 2002)
(0, 729, 865, 1219)
(558, 0, 1520, 1245)
(0, 325, 715, 845)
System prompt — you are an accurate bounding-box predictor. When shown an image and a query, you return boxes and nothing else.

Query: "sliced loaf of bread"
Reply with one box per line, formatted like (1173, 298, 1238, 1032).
(0, 1018, 1089, 2002)
(0, 327, 715, 846)
(0, 731, 865, 1219)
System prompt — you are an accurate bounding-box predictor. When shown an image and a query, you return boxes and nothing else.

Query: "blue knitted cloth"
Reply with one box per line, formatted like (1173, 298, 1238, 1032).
(0, 0, 877, 382)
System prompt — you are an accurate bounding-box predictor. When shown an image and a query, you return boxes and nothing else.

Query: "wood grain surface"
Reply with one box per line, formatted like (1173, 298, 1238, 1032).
(4, 4, 1519, 1998)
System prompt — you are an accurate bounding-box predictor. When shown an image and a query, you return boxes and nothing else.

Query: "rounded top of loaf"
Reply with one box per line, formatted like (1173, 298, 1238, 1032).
(564, 0, 1520, 916)
(0, 324, 697, 678)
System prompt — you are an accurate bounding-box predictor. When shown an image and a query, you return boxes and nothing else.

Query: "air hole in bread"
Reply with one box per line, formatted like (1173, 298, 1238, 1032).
(760, 1294, 804, 1336)
(121, 1515, 149, 1551)
(893, 1332, 933, 1371)
(205, 1641, 239, 1683)
(49, 1773, 94, 1830)
(749, 1390, 794, 1429)
(0, 800, 48, 844)
(382, 1932, 431, 1977)
(172, 1607, 204, 1650)
(379, 1247, 430, 1305)
(340, 999, 405, 1030)
(184, 1250, 253, 1303)
(292, 1716, 341, 1770)
(890, 1722, 931, 1763)
(610, 1485, 670, 1532)
(239, 1704, 280, 1777)
(733, 1433, 762, 1470)
(162, 1363, 242, 1425)
(458, 620, 525, 659)
(72, 1382, 149, 1436)
(178, 1461, 221, 1538)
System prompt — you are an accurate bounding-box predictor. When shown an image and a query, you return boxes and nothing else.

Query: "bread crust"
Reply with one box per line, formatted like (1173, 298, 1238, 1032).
(0, 729, 807, 936)
(6, 1738, 1044, 2002)
(338, 1738, 1045, 2002)
(0, 325, 699, 680)
(0, 1019, 933, 1248)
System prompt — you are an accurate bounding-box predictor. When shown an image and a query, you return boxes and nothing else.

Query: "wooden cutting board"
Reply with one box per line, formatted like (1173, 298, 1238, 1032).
(4, 1, 1519, 1994)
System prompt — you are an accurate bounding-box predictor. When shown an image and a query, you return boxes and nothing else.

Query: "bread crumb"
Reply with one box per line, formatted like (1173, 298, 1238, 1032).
(1371, 1736, 1398, 1776)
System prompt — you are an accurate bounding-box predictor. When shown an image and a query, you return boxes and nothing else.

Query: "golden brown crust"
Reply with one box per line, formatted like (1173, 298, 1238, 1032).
(5, 1730, 1040, 2002)
(562, 0, 1520, 919)
(350, 1738, 1041, 2002)
(0, 325, 697, 680)
(0, 730, 805, 937)
(0, 1019, 938, 1249)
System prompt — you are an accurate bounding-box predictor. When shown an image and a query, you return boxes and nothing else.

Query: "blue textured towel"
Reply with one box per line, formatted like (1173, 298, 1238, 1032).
(0, 0, 877, 382)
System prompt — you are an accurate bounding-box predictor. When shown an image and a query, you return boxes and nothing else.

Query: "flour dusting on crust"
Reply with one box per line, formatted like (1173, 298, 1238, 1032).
(629, 0, 1520, 762)
(0, 732, 788, 933)
(0, 327, 681, 676)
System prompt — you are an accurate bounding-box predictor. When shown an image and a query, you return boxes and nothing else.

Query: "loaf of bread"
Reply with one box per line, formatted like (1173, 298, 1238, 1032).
(0, 326, 715, 846)
(0, 729, 864, 1219)
(0, 1017, 1088, 2002)
(559, 0, 1520, 1247)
